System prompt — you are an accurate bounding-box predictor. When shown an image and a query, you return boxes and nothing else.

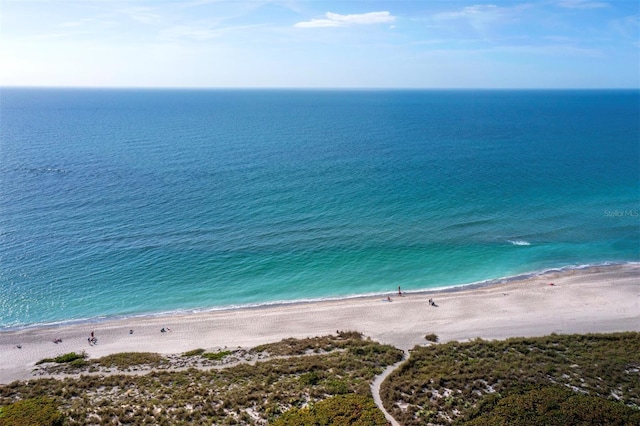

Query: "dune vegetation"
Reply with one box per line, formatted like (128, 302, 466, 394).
(1, 332, 639, 425)
(1, 332, 402, 425)
(381, 332, 640, 425)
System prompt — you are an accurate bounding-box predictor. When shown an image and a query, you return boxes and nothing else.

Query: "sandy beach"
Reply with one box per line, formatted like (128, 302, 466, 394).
(1, 264, 638, 384)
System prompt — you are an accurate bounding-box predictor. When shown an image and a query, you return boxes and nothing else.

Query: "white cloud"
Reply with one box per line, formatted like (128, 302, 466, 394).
(493, 43, 603, 58)
(609, 14, 640, 38)
(432, 4, 508, 32)
(294, 11, 395, 28)
(159, 23, 266, 41)
(557, 0, 609, 9)
(294, 18, 342, 28)
(160, 25, 220, 41)
(124, 7, 163, 25)
(435, 4, 498, 20)
(432, 3, 530, 33)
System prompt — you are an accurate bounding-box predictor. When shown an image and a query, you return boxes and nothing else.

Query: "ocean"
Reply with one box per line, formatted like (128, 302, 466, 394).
(1, 89, 638, 329)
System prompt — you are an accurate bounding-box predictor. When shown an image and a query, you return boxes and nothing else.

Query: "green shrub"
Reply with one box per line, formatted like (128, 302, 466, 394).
(465, 385, 640, 426)
(35, 352, 86, 365)
(68, 358, 89, 368)
(0, 397, 64, 426)
(202, 350, 232, 361)
(299, 371, 321, 386)
(182, 348, 205, 357)
(272, 394, 388, 425)
(95, 352, 165, 369)
(326, 379, 349, 395)
(424, 333, 439, 342)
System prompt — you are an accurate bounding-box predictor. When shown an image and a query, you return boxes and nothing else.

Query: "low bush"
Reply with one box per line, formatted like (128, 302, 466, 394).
(0, 397, 64, 426)
(94, 352, 165, 369)
(271, 394, 388, 425)
(35, 352, 86, 365)
(465, 385, 640, 426)
(424, 333, 439, 342)
(182, 348, 205, 357)
(201, 350, 232, 361)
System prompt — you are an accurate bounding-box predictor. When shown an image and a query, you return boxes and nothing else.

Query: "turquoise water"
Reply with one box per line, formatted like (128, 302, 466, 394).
(1, 89, 638, 329)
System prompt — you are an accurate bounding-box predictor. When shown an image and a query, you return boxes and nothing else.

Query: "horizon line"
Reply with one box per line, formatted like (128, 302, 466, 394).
(2, 85, 639, 91)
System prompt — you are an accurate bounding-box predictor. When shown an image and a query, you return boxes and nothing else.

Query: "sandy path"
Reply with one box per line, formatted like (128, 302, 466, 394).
(371, 350, 408, 426)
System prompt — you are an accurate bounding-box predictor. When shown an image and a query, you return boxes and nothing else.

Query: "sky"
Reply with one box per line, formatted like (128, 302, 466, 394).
(1, 0, 638, 88)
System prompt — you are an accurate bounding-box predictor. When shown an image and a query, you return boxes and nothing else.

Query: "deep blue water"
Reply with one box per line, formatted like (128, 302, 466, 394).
(1, 89, 638, 329)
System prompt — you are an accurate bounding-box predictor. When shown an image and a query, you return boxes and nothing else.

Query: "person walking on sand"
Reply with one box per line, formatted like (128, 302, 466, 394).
(398, 286, 402, 296)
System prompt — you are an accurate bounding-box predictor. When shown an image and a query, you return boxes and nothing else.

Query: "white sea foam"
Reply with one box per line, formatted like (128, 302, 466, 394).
(508, 240, 531, 246)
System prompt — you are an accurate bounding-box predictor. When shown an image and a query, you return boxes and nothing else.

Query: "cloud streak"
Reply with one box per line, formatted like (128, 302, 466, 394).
(294, 11, 395, 28)
(431, 4, 519, 33)
(556, 0, 609, 9)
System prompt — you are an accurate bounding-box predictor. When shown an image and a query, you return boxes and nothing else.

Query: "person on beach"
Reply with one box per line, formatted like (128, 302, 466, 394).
(387, 296, 392, 302)
(398, 286, 402, 295)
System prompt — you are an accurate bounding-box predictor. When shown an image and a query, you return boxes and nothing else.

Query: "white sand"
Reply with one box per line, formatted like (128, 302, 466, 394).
(1, 264, 638, 384)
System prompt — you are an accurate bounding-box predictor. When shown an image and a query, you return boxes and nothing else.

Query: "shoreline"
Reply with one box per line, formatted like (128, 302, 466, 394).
(1, 263, 638, 384)
(2, 260, 636, 333)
